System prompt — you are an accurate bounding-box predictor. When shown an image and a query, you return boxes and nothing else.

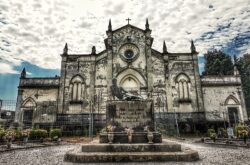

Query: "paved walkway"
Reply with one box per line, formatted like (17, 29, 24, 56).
(0, 139, 249, 165)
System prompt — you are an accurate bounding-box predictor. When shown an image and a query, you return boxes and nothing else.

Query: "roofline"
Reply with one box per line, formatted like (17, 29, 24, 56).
(21, 77, 60, 79)
(63, 50, 107, 57)
(167, 53, 192, 56)
(201, 75, 240, 78)
(112, 24, 146, 33)
(18, 85, 60, 89)
(152, 49, 163, 55)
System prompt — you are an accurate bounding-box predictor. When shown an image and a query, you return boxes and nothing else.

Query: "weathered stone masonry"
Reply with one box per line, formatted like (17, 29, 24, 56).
(15, 20, 248, 131)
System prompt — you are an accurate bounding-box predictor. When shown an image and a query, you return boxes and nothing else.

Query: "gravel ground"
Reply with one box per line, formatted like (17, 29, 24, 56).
(0, 139, 249, 165)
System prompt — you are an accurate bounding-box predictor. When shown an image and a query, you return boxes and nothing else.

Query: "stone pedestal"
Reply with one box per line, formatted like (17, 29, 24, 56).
(106, 100, 154, 129)
(64, 100, 199, 163)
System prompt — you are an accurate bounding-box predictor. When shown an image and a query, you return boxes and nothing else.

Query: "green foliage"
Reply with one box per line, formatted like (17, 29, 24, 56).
(203, 50, 234, 76)
(21, 129, 31, 138)
(218, 127, 227, 138)
(0, 128, 5, 139)
(50, 129, 62, 138)
(236, 123, 249, 138)
(4, 129, 17, 139)
(207, 128, 216, 138)
(234, 54, 250, 116)
(30, 129, 48, 139)
(15, 128, 22, 139)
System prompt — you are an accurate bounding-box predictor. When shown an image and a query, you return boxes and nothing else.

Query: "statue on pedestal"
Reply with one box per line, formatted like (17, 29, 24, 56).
(110, 78, 143, 101)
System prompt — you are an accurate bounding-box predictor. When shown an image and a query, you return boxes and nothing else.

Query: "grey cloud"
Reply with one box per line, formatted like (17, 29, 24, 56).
(0, 4, 9, 11)
(1, 0, 250, 73)
(21, 32, 40, 42)
(18, 18, 29, 24)
(45, 27, 57, 35)
(79, 21, 92, 28)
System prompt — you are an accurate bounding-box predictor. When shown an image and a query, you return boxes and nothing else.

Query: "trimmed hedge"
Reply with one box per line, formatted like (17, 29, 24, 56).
(30, 129, 48, 139)
(50, 129, 62, 138)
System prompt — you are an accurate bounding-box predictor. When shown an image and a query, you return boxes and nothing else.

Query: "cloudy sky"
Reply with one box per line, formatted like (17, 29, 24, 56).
(0, 0, 250, 100)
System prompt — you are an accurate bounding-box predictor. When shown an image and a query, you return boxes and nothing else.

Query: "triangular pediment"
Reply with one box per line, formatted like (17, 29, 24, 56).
(113, 24, 146, 34)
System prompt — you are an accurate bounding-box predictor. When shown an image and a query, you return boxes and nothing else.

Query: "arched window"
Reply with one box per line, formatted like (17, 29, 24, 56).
(176, 74, 191, 102)
(70, 75, 84, 101)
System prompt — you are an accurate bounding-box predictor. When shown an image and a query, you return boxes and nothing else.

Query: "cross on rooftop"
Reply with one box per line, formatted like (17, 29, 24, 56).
(126, 18, 131, 24)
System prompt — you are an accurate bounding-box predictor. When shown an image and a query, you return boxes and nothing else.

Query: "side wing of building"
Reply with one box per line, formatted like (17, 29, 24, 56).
(15, 77, 60, 127)
(202, 75, 248, 126)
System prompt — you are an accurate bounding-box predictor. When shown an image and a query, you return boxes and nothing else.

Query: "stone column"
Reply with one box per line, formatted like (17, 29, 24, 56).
(58, 55, 67, 114)
(192, 53, 204, 112)
(145, 30, 153, 93)
(106, 31, 113, 100)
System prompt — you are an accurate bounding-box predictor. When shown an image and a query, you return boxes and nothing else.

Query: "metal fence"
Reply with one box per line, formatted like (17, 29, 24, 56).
(0, 100, 16, 128)
(0, 100, 16, 111)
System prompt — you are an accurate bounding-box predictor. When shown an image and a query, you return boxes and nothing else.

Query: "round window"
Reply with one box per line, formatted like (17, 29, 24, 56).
(124, 49, 134, 59)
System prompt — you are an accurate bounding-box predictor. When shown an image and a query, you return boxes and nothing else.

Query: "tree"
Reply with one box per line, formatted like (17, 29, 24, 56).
(235, 54, 250, 117)
(203, 50, 234, 76)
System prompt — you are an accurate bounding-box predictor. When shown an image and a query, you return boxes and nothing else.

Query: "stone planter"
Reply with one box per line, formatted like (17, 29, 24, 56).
(108, 133, 114, 144)
(23, 137, 28, 144)
(147, 132, 154, 144)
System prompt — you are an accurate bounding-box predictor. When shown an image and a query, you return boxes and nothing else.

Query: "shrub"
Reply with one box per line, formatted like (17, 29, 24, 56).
(4, 129, 17, 140)
(218, 128, 227, 138)
(207, 128, 215, 137)
(236, 123, 248, 138)
(30, 129, 48, 139)
(50, 129, 62, 138)
(0, 128, 5, 139)
(21, 129, 31, 138)
(15, 128, 22, 139)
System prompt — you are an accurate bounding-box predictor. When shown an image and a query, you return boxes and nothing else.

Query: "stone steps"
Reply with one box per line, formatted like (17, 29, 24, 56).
(81, 143, 181, 152)
(64, 148, 199, 163)
(64, 142, 199, 163)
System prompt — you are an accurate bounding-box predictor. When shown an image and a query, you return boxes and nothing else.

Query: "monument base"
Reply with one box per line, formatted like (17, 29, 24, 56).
(64, 142, 199, 163)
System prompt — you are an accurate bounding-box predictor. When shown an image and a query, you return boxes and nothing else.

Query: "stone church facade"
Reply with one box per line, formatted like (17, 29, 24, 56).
(15, 20, 248, 132)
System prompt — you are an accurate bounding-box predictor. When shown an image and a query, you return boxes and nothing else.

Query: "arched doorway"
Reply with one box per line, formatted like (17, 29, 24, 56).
(225, 95, 241, 126)
(21, 98, 36, 128)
